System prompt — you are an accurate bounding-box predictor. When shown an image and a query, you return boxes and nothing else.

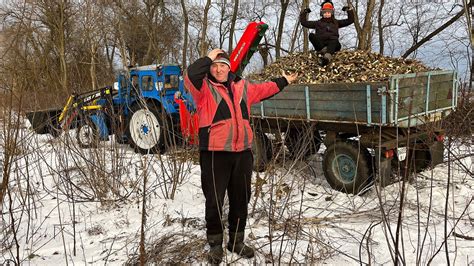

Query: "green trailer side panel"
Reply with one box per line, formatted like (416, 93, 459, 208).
(251, 82, 389, 124)
(251, 70, 456, 128)
(395, 71, 454, 121)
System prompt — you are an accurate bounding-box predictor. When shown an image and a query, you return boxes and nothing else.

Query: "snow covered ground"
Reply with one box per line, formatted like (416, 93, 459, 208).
(1, 119, 473, 265)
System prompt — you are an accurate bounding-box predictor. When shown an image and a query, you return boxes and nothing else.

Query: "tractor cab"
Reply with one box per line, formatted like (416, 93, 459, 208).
(115, 64, 188, 115)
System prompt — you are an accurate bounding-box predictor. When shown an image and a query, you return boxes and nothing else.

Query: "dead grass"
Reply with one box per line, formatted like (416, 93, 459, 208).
(126, 232, 207, 264)
(443, 91, 473, 140)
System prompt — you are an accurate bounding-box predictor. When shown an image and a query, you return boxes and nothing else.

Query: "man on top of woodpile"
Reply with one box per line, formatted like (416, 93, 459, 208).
(300, 0, 354, 66)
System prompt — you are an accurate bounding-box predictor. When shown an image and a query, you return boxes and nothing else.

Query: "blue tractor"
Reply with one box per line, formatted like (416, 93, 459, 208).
(27, 64, 195, 154)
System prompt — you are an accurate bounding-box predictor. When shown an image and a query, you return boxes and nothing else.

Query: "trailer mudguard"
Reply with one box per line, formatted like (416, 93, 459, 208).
(375, 148, 393, 187)
(429, 141, 444, 167)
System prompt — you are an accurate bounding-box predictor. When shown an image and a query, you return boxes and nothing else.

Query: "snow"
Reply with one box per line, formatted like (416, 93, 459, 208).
(1, 120, 473, 265)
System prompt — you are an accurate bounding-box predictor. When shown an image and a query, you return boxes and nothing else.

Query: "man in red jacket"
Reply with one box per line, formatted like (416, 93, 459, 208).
(185, 48, 297, 264)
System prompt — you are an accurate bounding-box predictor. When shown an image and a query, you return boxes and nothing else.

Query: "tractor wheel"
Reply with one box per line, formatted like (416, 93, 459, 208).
(126, 104, 167, 154)
(286, 128, 321, 159)
(76, 118, 100, 148)
(322, 140, 373, 194)
(252, 131, 273, 172)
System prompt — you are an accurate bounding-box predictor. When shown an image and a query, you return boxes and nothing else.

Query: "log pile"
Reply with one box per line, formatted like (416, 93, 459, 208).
(249, 50, 434, 84)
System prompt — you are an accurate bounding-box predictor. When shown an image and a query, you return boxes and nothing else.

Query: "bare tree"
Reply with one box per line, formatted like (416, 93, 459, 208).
(350, 0, 376, 51)
(275, 0, 290, 58)
(402, 1, 473, 58)
(466, 0, 473, 88)
(301, 0, 310, 53)
(376, 0, 403, 55)
(200, 0, 212, 56)
(79, 0, 105, 90)
(228, 0, 239, 52)
(180, 0, 189, 68)
(36, 0, 73, 92)
(216, 0, 231, 48)
(377, 0, 385, 54)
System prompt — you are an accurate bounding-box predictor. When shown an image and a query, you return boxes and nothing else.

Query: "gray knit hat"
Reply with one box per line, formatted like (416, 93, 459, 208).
(212, 52, 231, 68)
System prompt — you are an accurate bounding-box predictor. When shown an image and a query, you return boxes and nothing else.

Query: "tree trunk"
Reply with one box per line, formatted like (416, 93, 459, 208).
(180, 0, 189, 69)
(57, 0, 68, 92)
(200, 0, 212, 57)
(377, 0, 385, 54)
(105, 39, 117, 72)
(466, 0, 473, 89)
(289, 20, 300, 53)
(349, 0, 362, 45)
(275, 0, 289, 58)
(90, 43, 97, 90)
(302, 0, 310, 53)
(358, 0, 376, 51)
(218, 0, 227, 48)
(228, 0, 239, 52)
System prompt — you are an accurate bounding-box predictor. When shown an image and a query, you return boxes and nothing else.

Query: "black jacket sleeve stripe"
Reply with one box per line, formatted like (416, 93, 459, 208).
(186, 57, 212, 90)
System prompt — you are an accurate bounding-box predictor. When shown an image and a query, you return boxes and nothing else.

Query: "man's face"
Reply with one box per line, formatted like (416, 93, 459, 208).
(323, 11, 332, 18)
(210, 62, 230, 83)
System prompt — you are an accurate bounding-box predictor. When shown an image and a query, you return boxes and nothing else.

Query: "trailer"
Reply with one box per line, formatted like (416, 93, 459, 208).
(250, 70, 458, 194)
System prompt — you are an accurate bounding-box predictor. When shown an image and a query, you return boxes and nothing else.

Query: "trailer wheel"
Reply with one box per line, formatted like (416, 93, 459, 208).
(286, 128, 321, 159)
(76, 118, 100, 148)
(252, 131, 273, 172)
(323, 141, 373, 194)
(127, 104, 167, 154)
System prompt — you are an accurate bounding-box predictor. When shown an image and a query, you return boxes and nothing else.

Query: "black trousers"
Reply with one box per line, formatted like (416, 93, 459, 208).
(309, 33, 341, 54)
(200, 150, 253, 235)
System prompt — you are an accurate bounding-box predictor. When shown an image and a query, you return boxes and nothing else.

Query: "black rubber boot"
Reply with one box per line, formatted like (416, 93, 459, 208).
(207, 234, 224, 264)
(321, 52, 333, 66)
(319, 46, 328, 54)
(227, 231, 254, 258)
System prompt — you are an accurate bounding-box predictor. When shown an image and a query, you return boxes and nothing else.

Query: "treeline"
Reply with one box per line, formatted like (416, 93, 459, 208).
(0, 0, 471, 108)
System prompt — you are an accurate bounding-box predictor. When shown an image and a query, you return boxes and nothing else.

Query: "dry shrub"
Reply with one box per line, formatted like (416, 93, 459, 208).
(127, 232, 206, 264)
(443, 89, 473, 140)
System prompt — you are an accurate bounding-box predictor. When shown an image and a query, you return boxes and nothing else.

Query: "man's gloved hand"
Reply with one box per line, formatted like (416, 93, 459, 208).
(342, 6, 351, 11)
(303, 8, 311, 14)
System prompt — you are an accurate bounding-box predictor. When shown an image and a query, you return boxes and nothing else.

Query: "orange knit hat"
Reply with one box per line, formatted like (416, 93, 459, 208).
(320, 1, 334, 16)
(321, 2, 334, 10)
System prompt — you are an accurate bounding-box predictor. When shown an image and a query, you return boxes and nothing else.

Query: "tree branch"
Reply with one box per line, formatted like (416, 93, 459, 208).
(402, 1, 473, 58)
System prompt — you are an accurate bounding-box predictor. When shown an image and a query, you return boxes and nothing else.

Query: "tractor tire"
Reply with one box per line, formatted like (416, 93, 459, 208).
(322, 140, 373, 194)
(252, 131, 273, 172)
(76, 117, 100, 148)
(126, 103, 167, 154)
(286, 128, 321, 159)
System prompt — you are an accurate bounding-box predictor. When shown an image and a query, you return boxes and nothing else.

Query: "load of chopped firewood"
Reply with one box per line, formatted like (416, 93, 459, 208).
(250, 50, 433, 84)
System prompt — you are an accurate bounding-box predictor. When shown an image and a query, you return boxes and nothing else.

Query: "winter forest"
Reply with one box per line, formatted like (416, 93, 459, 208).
(0, 0, 473, 265)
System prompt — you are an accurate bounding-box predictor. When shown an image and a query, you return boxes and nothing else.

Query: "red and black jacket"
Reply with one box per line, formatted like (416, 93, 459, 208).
(184, 57, 288, 152)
